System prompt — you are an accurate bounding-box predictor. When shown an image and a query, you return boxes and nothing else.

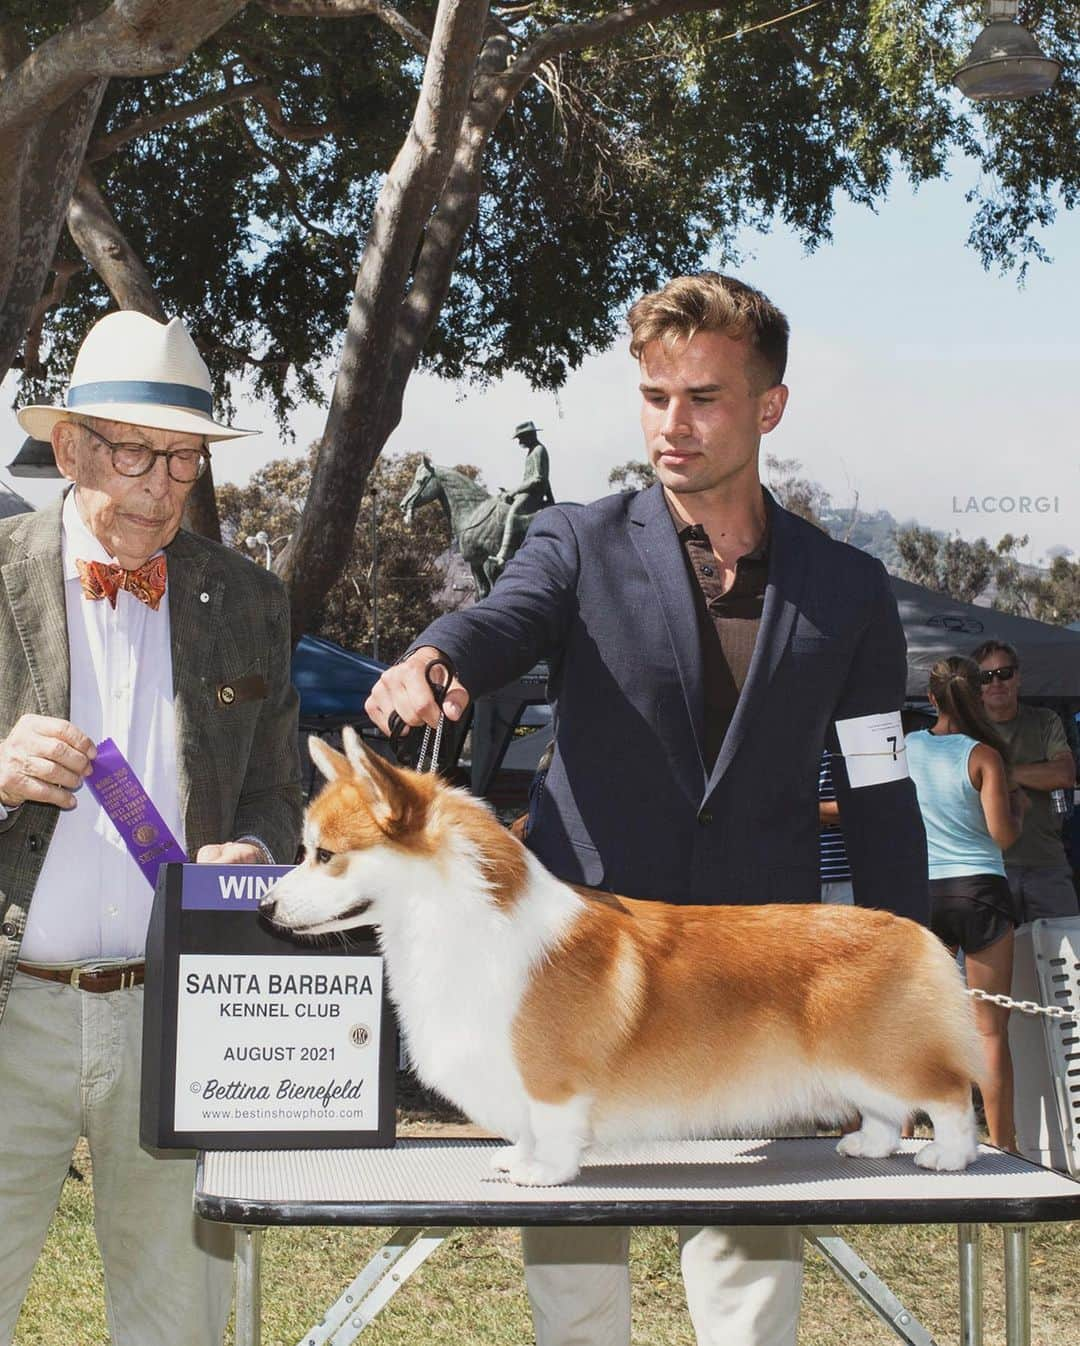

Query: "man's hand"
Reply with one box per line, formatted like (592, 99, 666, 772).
(196, 842, 267, 865)
(364, 646, 471, 735)
(0, 715, 96, 810)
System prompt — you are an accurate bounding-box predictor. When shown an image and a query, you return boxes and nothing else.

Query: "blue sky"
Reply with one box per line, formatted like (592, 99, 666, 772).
(4, 160, 1077, 562)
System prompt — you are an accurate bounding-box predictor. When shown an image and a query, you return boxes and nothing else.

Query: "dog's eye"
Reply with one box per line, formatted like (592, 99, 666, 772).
(314, 847, 335, 865)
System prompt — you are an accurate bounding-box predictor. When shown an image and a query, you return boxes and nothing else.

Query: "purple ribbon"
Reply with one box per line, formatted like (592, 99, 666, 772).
(85, 738, 187, 889)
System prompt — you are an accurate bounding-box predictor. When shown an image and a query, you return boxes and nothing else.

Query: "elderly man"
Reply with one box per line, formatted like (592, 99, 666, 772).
(0, 311, 302, 1345)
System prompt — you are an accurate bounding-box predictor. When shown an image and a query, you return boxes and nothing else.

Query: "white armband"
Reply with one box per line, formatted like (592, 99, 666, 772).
(834, 711, 908, 789)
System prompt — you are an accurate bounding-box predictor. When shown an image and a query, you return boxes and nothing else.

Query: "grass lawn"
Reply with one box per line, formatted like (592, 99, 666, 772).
(15, 1116, 1078, 1346)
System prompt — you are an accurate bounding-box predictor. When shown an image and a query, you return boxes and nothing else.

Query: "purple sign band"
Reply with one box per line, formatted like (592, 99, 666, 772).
(180, 863, 294, 911)
(86, 738, 188, 889)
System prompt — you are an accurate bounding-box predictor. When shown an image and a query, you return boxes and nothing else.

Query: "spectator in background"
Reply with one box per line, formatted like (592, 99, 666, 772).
(973, 641, 1078, 923)
(906, 656, 1027, 1151)
(818, 748, 852, 904)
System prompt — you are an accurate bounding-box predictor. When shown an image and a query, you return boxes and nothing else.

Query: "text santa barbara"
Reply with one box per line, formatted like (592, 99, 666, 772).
(183, 970, 374, 1018)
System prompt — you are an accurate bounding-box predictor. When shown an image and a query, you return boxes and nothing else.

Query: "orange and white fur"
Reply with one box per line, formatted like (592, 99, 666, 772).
(262, 729, 981, 1185)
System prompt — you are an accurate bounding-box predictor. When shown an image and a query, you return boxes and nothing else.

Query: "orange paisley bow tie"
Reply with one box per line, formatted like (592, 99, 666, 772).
(76, 555, 167, 611)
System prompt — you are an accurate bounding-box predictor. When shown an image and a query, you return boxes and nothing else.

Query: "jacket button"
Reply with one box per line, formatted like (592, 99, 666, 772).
(27, 834, 40, 852)
(1, 922, 16, 938)
(697, 809, 713, 826)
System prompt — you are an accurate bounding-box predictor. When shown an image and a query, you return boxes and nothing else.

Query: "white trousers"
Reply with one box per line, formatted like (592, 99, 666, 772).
(0, 971, 234, 1346)
(522, 1223, 803, 1346)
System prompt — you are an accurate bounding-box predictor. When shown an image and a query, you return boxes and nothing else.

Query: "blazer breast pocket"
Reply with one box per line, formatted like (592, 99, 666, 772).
(213, 672, 268, 709)
(790, 634, 835, 655)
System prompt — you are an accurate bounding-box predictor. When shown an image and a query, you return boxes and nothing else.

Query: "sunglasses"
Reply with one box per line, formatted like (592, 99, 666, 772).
(979, 666, 1017, 685)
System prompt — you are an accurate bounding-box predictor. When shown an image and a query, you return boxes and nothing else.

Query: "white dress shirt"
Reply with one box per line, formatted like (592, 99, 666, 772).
(20, 489, 185, 963)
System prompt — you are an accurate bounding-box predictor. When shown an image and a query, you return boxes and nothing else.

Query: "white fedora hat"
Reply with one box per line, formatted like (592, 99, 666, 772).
(17, 311, 256, 442)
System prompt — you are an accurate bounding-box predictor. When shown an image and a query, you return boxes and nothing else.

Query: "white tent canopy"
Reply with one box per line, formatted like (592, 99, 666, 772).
(891, 576, 1080, 700)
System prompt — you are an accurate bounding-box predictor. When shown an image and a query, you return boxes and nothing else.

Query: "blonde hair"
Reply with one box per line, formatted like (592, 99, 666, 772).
(627, 273, 789, 390)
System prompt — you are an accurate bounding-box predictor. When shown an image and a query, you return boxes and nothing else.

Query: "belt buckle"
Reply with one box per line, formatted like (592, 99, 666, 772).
(69, 966, 83, 990)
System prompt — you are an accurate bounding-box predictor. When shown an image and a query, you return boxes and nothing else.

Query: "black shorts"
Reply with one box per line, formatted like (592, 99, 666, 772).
(929, 873, 1016, 954)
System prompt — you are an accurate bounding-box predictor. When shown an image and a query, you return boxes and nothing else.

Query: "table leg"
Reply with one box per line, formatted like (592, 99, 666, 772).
(957, 1223, 982, 1346)
(296, 1227, 449, 1346)
(234, 1227, 263, 1346)
(1003, 1225, 1031, 1346)
(803, 1227, 936, 1346)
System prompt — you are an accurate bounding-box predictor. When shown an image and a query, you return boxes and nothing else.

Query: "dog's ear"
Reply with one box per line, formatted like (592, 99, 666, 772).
(341, 727, 428, 837)
(309, 735, 350, 782)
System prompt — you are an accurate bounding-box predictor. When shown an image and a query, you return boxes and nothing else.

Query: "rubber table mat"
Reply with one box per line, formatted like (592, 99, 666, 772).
(196, 1137, 1080, 1227)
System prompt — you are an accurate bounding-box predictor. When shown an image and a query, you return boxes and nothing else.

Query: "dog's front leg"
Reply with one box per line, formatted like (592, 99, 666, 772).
(506, 1095, 594, 1187)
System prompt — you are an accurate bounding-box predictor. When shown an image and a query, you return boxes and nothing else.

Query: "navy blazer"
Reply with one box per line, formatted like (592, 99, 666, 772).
(420, 485, 928, 923)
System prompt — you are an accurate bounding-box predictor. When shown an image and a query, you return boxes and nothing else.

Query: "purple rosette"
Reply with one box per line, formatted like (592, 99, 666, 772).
(85, 738, 187, 888)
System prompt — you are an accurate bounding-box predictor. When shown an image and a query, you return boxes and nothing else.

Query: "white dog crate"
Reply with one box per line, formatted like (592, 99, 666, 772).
(1009, 916, 1080, 1176)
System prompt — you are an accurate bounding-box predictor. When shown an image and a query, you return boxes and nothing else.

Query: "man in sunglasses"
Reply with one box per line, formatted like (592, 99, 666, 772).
(0, 311, 302, 1345)
(972, 640, 1078, 923)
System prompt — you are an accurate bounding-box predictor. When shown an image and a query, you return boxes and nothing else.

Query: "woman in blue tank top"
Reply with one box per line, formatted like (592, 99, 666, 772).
(906, 656, 1027, 1151)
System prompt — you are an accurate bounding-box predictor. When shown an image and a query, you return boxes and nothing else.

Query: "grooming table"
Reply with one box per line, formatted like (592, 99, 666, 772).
(194, 1137, 1080, 1346)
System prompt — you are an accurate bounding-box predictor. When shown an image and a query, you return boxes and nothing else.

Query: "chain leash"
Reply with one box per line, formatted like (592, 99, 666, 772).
(414, 714, 445, 775)
(964, 987, 1076, 1021)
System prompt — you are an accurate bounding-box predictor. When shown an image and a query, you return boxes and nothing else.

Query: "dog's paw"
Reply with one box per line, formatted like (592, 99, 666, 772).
(490, 1144, 527, 1174)
(914, 1140, 977, 1172)
(835, 1128, 899, 1160)
(507, 1156, 580, 1187)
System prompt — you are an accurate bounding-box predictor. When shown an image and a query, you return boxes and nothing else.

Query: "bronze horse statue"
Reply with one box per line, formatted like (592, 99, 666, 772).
(399, 456, 539, 598)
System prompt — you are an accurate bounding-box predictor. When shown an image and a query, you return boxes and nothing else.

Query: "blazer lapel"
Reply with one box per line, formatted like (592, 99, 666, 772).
(1, 500, 70, 719)
(704, 496, 806, 796)
(165, 529, 222, 837)
(628, 485, 707, 782)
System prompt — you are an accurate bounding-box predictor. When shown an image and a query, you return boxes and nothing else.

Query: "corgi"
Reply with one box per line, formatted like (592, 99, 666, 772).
(261, 728, 981, 1185)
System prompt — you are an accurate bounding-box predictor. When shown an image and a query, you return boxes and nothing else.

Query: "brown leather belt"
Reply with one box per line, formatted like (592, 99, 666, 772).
(16, 961, 145, 992)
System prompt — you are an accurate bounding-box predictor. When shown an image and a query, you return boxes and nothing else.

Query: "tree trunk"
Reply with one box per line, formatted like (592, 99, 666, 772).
(0, 79, 106, 378)
(279, 0, 491, 635)
(67, 169, 222, 541)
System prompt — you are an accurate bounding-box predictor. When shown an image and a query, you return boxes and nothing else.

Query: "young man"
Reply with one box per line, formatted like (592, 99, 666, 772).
(0, 311, 302, 1346)
(366, 273, 926, 1346)
(973, 639, 1078, 922)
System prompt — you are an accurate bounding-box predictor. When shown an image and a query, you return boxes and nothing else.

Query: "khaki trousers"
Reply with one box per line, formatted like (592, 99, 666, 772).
(0, 971, 234, 1346)
(523, 1223, 803, 1346)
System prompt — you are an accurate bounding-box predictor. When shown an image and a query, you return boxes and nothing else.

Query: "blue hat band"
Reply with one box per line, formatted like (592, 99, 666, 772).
(67, 379, 213, 417)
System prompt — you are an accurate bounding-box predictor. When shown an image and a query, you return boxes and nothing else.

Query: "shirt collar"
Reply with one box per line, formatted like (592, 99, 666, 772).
(666, 486, 773, 561)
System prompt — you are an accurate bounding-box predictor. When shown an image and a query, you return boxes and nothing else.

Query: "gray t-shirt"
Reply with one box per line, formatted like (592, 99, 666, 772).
(996, 704, 1071, 868)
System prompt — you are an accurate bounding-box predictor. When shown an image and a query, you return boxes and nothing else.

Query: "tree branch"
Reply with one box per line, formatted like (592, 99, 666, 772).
(499, 0, 726, 96)
(22, 257, 83, 373)
(0, 0, 249, 134)
(257, 0, 431, 54)
(85, 81, 269, 162)
(250, 85, 345, 141)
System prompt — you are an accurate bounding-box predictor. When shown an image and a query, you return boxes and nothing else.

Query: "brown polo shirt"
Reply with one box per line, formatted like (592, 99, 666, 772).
(669, 497, 771, 769)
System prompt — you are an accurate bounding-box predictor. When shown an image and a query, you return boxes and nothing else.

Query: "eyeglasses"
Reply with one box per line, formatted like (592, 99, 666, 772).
(979, 665, 1017, 685)
(80, 423, 210, 483)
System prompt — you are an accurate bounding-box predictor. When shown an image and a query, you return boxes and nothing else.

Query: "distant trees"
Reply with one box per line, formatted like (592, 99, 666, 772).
(894, 526, 1080, 624)
(216, 450, 470, 661)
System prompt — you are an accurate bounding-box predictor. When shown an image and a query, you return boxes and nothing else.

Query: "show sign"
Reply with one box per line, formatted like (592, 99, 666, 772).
(141, 863, 396, 1151)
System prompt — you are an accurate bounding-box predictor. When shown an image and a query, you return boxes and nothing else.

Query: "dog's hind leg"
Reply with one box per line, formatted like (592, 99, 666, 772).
(915, 1092, 978, 1171)
(834, 1078, 909, 1160)
(506, 1094, 594, 1187)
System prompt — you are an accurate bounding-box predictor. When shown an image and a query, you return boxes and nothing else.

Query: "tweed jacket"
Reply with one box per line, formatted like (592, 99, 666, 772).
(0, 497, 302, 1020)
(419, 485, 929, 921)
